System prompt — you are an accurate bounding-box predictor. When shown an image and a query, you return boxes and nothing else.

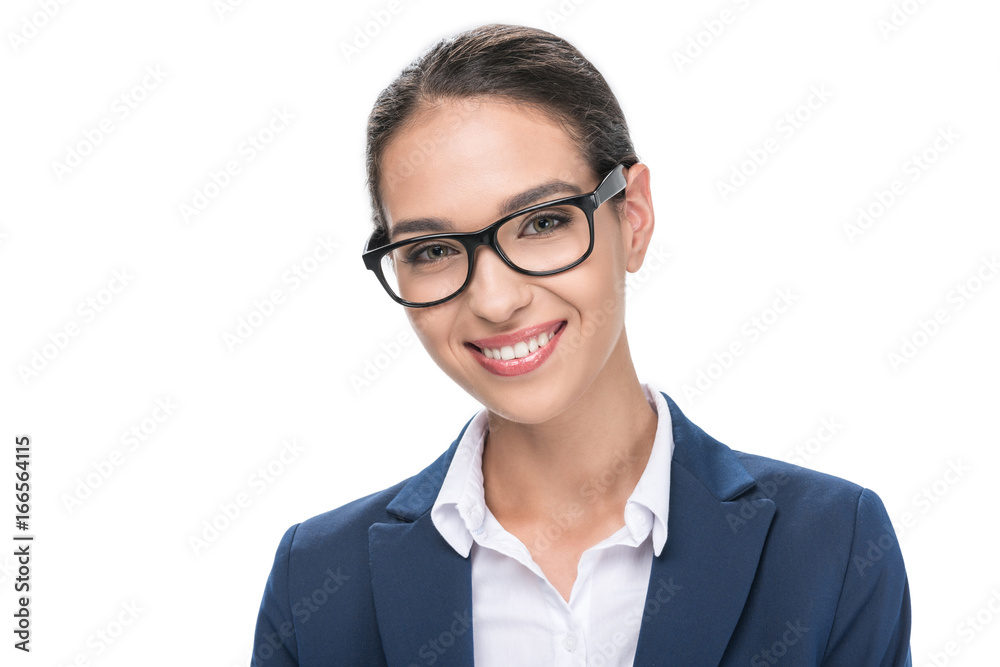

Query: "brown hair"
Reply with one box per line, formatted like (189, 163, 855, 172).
(365, 23, 639, 236)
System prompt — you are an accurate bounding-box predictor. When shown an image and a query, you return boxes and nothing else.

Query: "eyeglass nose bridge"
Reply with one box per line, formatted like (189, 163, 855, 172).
(458, 224, 530, 295)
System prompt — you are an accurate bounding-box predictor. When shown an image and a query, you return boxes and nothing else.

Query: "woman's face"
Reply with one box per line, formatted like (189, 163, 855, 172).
(379, 98, 652, 425)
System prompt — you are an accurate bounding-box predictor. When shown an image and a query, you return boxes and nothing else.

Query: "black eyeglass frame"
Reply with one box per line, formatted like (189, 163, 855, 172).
(361, 163, 628, 308)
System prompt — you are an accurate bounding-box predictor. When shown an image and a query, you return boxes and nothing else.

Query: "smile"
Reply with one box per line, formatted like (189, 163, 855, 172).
(477, 322, 561, 359)
(466, 320, 566, 377)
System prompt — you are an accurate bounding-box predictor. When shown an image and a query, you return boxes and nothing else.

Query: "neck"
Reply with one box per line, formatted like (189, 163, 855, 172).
(481, 333, 658, 529)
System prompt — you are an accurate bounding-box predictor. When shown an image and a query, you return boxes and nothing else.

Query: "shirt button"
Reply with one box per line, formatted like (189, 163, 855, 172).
(563, 634, 578, 651)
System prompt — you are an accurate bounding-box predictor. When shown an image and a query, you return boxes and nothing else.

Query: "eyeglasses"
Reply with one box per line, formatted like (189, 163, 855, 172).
(362, 164, 627, 307)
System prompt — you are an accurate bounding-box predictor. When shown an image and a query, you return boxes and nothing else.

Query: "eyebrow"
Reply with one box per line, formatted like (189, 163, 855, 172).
(388, 180, 584, 240)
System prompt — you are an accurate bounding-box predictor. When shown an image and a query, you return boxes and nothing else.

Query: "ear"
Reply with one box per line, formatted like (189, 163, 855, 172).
(619, 163, 655, 273)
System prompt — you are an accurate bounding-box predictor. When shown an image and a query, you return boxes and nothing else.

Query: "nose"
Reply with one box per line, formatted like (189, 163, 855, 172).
(462, 245, 532, 323)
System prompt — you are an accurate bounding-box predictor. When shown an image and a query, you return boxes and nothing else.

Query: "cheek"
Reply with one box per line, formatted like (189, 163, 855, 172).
(573, 250, 627, 340)
(407, 309, 458, 359)
(582, 230, 628, 300)
(553, 264, 624, 329)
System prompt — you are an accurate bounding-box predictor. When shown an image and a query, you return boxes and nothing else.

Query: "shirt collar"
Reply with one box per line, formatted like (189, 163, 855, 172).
(431, 382, 674, 558)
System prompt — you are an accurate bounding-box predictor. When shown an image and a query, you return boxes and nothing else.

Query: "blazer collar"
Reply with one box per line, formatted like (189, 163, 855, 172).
(369, 393, 774, 666)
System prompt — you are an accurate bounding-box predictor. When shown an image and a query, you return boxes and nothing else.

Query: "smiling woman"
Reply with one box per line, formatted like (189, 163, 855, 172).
(251, 24, 912, 666)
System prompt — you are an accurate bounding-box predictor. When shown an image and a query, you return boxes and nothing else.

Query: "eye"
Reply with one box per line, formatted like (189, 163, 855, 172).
(405, 242, 459, 264)
(522, 213, 571, 236)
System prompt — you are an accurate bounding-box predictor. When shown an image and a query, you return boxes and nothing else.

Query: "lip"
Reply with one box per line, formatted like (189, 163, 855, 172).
(466, 320, 566, 377)
(468, 319, 565, 349)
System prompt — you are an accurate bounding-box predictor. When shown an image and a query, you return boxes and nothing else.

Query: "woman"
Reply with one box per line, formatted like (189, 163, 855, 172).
(252, 24, 911, 666)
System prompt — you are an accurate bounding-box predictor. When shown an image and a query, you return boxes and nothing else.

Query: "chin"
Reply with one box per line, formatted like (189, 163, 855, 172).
(463, 371, 586, 425)
(479, 394, 565, 425)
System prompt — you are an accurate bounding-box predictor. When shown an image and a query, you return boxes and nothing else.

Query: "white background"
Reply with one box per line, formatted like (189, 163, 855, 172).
(1, 0, 998, 665)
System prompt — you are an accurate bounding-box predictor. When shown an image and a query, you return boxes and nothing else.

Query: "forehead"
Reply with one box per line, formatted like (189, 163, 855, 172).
(379, 99, 591, 233)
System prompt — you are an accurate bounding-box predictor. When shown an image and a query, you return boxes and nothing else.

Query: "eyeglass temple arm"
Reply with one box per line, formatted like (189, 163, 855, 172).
(592, 164, 627, 208)
(362, 231, 389, 270)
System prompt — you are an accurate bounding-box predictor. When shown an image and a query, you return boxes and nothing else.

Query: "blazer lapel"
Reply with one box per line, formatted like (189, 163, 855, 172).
(633, 394, 775, 665)
(369, 423, 476, 667)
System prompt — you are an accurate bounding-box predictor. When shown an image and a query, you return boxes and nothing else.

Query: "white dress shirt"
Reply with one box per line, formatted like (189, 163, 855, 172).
(430, 383, 674, 666)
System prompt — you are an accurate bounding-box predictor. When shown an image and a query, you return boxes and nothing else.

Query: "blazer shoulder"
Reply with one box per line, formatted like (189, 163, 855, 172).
(287, 476, 411, 556)
(732, 449, 871, 517)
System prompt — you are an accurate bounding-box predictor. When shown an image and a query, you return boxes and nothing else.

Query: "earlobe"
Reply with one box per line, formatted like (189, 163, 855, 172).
(622, 163, 655, 273)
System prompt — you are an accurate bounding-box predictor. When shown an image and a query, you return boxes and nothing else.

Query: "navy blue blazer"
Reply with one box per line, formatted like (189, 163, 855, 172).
(252, 393, 911, 665)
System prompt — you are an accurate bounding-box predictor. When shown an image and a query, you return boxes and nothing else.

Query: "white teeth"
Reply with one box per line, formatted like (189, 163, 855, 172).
(479, 324, 561, 360)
